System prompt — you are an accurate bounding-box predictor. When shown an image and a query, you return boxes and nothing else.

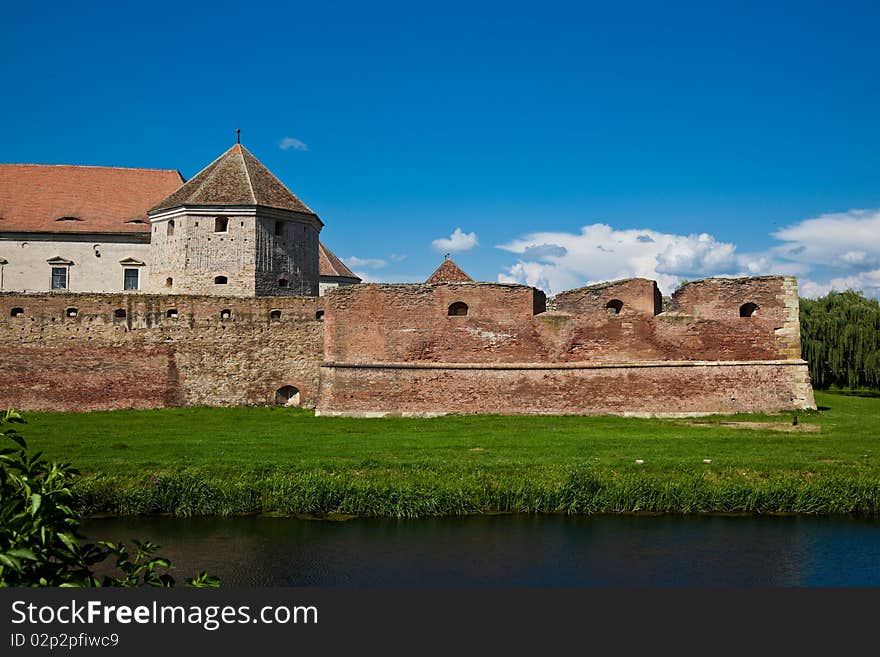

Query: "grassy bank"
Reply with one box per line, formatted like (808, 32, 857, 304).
(17, 391, 880, 517)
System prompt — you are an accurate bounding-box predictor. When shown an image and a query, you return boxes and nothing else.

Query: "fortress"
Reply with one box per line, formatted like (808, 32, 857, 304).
(0, 144, 816, 416)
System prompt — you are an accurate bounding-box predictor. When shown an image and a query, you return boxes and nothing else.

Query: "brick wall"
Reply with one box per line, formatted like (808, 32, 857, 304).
(317, 276, 816, 416)
(0, 275, 816, 417)
(317, 360, 815, 417)
(0, 292, 324, 411)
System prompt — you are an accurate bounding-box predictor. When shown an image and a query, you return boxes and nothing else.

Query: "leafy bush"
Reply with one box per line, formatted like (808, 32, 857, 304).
(0, 410, 218, 587)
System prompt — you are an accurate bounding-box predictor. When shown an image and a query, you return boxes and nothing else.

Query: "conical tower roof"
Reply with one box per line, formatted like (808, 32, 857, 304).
(149, 143, 317, 217)
(319, 242, 360, 280)
(425, 257, 473, 283)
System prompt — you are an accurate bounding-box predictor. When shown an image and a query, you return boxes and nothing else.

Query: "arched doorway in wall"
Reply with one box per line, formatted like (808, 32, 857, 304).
(275, 385, 301, 406)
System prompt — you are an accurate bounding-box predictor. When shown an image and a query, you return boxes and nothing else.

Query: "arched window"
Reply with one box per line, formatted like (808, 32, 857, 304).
(270, 310, 282, 320)
(448, 302, 468, 316)
(278, 278, 289, 288)
(606, 299, 624, 315)
(114, 309, 126, 319)
(165, 277, 173, 288)
(220, 309, 232, 320)
(66, 307, 78, 318)
(10, 307, 24, 318)
(167, 220, 175, 236)
(166, 309, 178, 319)
(275, 385, 300, 406)
(740, 302, 759, 318)
(315, 310, 325, 321)
(214, 275, 228, 285)
(214, 217, 228, 233)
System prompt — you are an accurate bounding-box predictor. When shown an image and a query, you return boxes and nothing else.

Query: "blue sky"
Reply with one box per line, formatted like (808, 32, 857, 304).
(4, 1, 879, 296)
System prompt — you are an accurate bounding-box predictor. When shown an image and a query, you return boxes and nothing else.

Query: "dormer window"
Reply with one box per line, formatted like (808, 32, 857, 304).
(126, 219, 148, 224)
(56, 216, 83, 222)
(214, 217, 229, 233)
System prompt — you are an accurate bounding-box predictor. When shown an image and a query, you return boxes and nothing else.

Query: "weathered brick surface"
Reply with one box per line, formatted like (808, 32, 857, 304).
(317, 361, 815, 417)
(317, 276, 816, 416)
(0, 292, 323, 411)
(323, 277, 801, 365)
(0, 275, 816, 416)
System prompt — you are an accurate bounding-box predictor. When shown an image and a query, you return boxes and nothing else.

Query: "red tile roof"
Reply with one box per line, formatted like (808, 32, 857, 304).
(319, 242, 360, 280)
(0, 164, 184, 234)
(425, 258, 473, 283)
(150, 144, 317, 217)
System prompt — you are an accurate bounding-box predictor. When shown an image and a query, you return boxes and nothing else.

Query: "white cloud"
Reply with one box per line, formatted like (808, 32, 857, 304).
(496, 224, 771, 295)
(390, 253, 408, 263)
(431, 228, 479, 253)
(496, 210, 880, 298)
(800, 269, 880, 299)
(344, 256, 387, 270)
(772, 209, 880, 269)
(279, 137, 308, 151)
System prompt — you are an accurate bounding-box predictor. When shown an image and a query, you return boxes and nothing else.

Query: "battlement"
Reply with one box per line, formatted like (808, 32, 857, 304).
(0, 275, 815, 416)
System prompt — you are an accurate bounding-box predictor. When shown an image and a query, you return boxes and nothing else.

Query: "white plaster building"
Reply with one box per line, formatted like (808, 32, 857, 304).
(0, 145, 360, 296)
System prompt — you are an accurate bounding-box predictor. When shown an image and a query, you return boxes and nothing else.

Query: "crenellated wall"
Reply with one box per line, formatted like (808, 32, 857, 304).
(317, 276, 816, 417)
(0, 275, 816, 416)
(0, 292, 324, 411)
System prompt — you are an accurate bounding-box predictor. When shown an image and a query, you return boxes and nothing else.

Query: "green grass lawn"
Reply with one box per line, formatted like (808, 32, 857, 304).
(12, 391, 880, 517)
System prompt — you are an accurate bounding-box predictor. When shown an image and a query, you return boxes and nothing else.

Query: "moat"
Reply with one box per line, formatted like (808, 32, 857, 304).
(83, 514, 880, 587)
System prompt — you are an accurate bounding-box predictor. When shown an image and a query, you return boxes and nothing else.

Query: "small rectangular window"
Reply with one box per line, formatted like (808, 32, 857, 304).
(51, 267, 67, 290)
(123, 268, 139, 290)
(274, 221, 283, 236)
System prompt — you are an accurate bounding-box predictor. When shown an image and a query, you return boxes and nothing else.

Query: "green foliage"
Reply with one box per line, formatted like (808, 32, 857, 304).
(0, 410, 218, 588)
(16, 392, 880, 518)
(801, 290, 880, 390)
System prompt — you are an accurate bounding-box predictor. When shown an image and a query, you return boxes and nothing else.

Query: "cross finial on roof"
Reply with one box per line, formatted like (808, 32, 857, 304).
(236, 128, 241, 144)
(444, 252, 450, 260)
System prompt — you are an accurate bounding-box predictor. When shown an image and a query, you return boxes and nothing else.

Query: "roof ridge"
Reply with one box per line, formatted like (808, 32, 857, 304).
(237, 145, 258, 205)
(0, 163, 181, 173)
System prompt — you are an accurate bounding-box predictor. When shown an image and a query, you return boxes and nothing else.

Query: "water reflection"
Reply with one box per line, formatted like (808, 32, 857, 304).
(83, 514, 880, 587)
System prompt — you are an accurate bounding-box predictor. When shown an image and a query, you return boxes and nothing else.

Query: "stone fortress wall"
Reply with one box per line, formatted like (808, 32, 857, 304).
(316, 275, 815, 417)
(0, 291, 324, 412)
(0, 274, 815, 416)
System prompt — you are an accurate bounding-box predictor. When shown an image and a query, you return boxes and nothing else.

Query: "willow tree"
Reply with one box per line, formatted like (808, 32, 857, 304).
(800, 290, 880, 390)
